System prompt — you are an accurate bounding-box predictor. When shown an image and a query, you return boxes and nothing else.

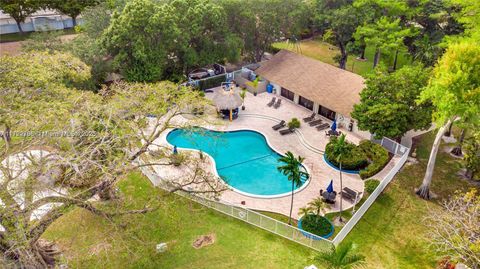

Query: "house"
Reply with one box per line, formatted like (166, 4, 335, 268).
(255, 50, 369, 138)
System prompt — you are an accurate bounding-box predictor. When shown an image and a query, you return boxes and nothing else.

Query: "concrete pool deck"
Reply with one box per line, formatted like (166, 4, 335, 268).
(148, 89, 400, 219)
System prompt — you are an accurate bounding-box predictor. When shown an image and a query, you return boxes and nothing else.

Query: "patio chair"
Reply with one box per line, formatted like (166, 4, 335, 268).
(272, 120, 286, 130)
(316, 123, 330, 130)
(279, 127, 295, 135)
(267, 97, 276, 107)
(303, 113, 316, 122)
(308, 119, 323, 126)
(273, 99, 282, 109)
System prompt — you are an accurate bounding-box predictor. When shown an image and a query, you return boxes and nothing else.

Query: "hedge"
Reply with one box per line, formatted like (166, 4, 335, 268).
(301, 215, 333, 237)
(325, 138, 389, 178)
(197, 74, 227, 91)
(324, 137, 368, 170)
(359, 140, 390, 179)
(364, 179, 380, 194)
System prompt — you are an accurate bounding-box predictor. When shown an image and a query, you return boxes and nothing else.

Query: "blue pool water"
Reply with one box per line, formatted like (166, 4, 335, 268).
(166, 128, 308, 197)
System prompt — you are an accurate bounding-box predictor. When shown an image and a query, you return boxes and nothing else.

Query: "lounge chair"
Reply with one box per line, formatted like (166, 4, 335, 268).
(279, 128, 295, 135)
(273, 99, 282, 109)
(303, 113, 316, 122)
(267, 97, 276, 107)
(308, 119, 323, 126)
(316, 123, 330, 130)
(341, 187, 357, 202)
(272, 120, 286, 130)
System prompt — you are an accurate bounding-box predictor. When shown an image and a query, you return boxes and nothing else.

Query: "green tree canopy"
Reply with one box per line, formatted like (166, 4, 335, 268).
(0, 0, 41, 33)
(47, 0, 99, 26)
(352, 65, 432, 139)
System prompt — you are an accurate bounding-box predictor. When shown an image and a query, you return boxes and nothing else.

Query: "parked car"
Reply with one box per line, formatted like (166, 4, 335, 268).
(187, 63, 226, 80)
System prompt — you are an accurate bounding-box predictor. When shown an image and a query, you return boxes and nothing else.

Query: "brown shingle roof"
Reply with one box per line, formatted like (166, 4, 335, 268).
(255, 50, 365, 116)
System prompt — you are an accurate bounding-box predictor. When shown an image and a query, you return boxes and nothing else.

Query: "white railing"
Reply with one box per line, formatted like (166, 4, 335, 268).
(137, 158, 334, 252)
(332, 141, 410, 245)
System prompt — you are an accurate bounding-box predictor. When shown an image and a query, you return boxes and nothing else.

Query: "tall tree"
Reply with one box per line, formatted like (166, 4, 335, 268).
(47, 0, 99, 26)
(0, 0, 41, 34)
(354, 17, 413, 68)
(330, 134, 351, 222)
(351, 65, 432, 140)
(416, 40, 480, 199)
(277, 151, 309, 225)
(0, 52, 223, 267)
(425, 189, 480, 268)
(314, 0, 363, 69)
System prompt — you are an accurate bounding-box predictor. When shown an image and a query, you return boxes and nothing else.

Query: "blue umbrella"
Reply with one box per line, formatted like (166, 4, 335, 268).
(326, 180, 334, 193)
(173, 145, 178, 155)
(331, 119, 337, 131)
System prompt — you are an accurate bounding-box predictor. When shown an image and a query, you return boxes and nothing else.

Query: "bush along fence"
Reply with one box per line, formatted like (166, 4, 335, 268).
(331, 138, 410, 245)
(137, 136, 409, 251)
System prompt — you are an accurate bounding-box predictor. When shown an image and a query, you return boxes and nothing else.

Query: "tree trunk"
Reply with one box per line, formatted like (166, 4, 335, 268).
(373, 48, 381, 68)
(6, 240, 58, 269)
(360, 45, 366, 60)
(451, 129, 466, 156)
(444, 120, 454, 137)
(339, 162, 343, 222)
(338, 43, 348, 70)
(393, 49, 399, 71)
(15, 20, 24, 34)
(416, 120, 451, 199)
(288, 180, 294, 225)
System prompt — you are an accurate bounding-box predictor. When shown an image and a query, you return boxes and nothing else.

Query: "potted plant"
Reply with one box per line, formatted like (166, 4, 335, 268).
(252, 76, 260, 96)
(288, 118, 301, 129)
(239, 89, 247, 110)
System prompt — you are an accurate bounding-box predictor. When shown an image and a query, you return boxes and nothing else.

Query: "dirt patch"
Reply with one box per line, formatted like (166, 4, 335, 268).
(89, 242, 112, 256)
(192, 234, 216, 249)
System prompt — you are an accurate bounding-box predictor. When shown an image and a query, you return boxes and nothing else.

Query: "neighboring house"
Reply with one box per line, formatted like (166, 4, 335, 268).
(0, 9, 82, 35)
(255, 49, 370, 138)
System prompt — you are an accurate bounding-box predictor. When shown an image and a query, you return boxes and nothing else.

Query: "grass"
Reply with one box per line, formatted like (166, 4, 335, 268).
(341, 129, 479, 268)
(272, 38, 411, 77)
(41, 130, 478, 268)
(43, 173, 317, 268)
(0, 28, 76, 43)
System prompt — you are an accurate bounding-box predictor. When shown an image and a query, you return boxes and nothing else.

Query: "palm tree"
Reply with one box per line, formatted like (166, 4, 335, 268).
(298, 206, 312, 218)
(315, 242, 365, 269)
(308, 197, 327, 217)
(331, 134, 351, 222)
(278, 151, 309, 225)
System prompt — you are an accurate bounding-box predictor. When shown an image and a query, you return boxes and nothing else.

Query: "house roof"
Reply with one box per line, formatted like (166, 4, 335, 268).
(255, 50, 365, 116)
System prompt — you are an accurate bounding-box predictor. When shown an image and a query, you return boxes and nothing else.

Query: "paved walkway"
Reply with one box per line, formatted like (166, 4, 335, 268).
(148, 90, 400, 219)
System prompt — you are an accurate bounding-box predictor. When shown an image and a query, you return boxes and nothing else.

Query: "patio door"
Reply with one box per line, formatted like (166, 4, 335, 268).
(318, 105, 336, 121)
(298, 96, 314, 111)
(280, 87, 294, 101)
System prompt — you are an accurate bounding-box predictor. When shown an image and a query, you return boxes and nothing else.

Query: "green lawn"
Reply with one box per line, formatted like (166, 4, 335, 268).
(0, 28, 76, 43)
(272, 38, 411, 77)
(42, 130, 478, 268)
(43, 173, 317, 268)
(341, 129, 479, 268)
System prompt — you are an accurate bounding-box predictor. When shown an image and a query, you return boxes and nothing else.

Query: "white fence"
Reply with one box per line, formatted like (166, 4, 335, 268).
(138, 158, 334, 252)
(332, 140, 410, 245)
(138, 136, 410, 250)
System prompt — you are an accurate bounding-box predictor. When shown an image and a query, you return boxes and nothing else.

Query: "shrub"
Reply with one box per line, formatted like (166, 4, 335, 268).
(288, 118, 301, 129)
(359, 140, 390, 179)
(301, 215, 333, 237)
(325, 137, 368, 170)
(169, 152, 187, 166)
(364, 179, 380, 194)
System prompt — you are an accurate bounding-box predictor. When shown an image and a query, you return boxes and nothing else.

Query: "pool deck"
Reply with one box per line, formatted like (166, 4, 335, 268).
(149, 89, 400, 219)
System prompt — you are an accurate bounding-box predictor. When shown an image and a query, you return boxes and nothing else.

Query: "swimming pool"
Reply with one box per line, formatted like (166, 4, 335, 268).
(166, 128, 309, 197)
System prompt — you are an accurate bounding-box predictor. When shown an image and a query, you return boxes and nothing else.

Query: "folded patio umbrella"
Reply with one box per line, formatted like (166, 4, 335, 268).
(331, 119, 337, 131)
(326, 180, 334, 193)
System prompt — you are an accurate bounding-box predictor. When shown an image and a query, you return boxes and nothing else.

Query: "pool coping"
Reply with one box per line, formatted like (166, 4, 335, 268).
(162, 127, 312, 199)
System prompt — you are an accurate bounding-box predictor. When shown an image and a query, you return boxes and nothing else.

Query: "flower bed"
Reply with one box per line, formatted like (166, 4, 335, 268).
(298, 214, 334, 239)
